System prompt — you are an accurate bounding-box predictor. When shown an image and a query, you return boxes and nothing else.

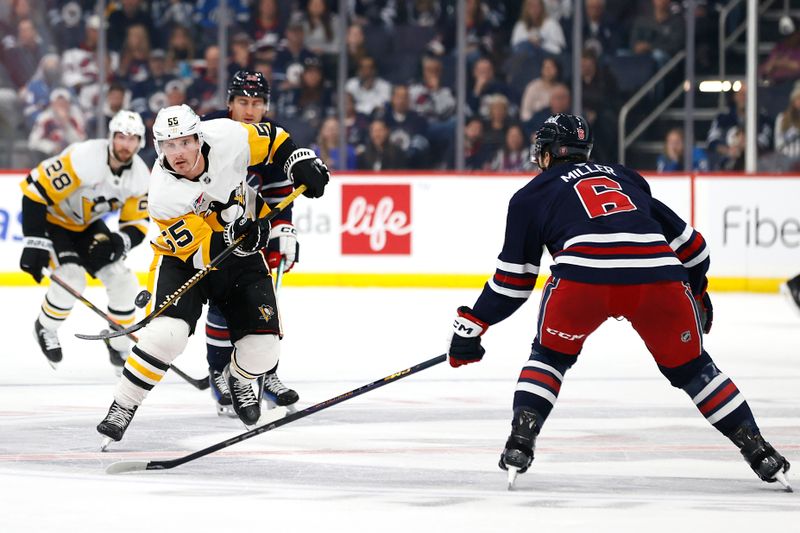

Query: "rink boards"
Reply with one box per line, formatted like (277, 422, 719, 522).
(0, 170, 797, 292)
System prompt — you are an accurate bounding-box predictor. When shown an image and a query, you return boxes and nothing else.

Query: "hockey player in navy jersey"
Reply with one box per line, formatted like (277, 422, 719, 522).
(202, 70, 300, 416)
(447, 114, 792, 491)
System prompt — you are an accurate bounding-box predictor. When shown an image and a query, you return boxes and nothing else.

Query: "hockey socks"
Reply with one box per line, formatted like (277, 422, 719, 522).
(512, 347, 577, 424)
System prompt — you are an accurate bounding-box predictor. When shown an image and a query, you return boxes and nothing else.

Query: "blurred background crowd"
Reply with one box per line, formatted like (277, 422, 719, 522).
(1, 0, 799, 172)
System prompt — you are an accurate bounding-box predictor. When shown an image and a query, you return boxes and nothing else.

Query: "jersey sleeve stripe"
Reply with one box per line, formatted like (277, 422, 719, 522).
(496, 259, 539, 274)
(676, 233, 706, 262)
(488, 278, 533, 298)
(682, 246, 710, 268)
(493, 272, 537, 288)
(669, 224, 694, 250)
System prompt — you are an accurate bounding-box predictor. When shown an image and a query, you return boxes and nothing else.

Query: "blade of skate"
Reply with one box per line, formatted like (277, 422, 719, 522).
(774, 471, 793, 492)
(100, 437, 114, 452)
(507, 466, 520, 490)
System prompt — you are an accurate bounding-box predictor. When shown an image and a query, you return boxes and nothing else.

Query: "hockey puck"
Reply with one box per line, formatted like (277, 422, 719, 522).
(135, 289, 151, 308)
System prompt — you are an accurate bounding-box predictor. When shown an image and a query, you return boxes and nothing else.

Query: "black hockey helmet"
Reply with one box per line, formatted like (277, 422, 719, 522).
(227, 69, 270, 104)
(531, 113, 593, 169)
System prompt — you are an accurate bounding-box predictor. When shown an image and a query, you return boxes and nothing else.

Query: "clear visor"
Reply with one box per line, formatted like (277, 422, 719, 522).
(158, 135, 199, 155)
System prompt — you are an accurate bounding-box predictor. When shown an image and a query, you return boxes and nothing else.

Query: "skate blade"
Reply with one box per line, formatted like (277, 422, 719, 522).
(779, 283, 800, 316)
(100, 437, 114, 452)
(774, 471, 793, 492)
(507, 466, 520, 490)
(46, 359, 59, 370)
(216, 405, 237, 418)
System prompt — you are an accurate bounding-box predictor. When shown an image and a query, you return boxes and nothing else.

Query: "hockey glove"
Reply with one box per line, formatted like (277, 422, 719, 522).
(88, 232, 127, 268)
(266, 221, 299, 272)
(20, 236, 52, 284)
(695, 292, 713, 334)
(448, 306, 489, 368)
(285, 148, 330, 198)
(225, 217, 271, 257)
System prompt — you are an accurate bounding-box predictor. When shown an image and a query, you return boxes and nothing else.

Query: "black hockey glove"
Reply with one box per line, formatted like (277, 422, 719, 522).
(225, 216, 271, 257)
(285, 149, 330, 198)
(20, 236, 52, 284)
(448, 306, 489, 368)
(88, 232, 127, 267)
(695, 292, 713, 334)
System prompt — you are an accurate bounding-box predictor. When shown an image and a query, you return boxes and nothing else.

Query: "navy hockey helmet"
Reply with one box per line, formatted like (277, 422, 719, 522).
(228, 69, 271, 107)
(531, 113, 593, 169)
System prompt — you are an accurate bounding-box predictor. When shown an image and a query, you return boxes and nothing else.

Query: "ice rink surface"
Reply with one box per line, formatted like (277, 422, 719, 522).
(0, 286, 797, 532)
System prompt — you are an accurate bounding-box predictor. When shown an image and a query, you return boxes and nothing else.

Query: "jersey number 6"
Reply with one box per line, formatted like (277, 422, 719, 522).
(574, 176, 637, 219)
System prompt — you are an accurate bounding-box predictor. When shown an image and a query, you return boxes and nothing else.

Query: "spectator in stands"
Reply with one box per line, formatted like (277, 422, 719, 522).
(350, 0, 399, 29)
(129, 49, 176, 114)
(276, 56, 334, 134)
(409, 53, 456, 166)
(707, 82, 773, 170)
(186, 45, 222, 116)
(346, 55, 392, 116)
(358, 118, 407, 170)
(273, 18, 317, 90)
(166, 25, 196, 80)
(463, 116, 491, 170)
(107, 0, 156, 52)
(49, 0, 86, 51)
(251, 0, 287, 50)
(118, 24, 151, 84)
(87, 83, 129, 136)
(467, 57, 511, 118)
(524, 82, 571, 137)
(21, 54, 63, 131)
(520, 56, 560, 121)
(630, 0, 685, 65)
(313, 116, 357, 170)
(581, 48, 619, 161)
(544, 0, 572, 22)
(381, 84, 431, 168)
(583, 0, 621, 58)
(656, 127, 709, 172)
(510, 0, 566, 55)
(61, 14, 101, 94)
(346, 24, 368, 78)
(773, 83, 800, 169)
(194, 1, 251, 48)
(344, 92, 370, 154)
(489, 123, 530, 171)
(299, 0, 341, 57)
(396, 0, 446, 27)
(164, 79, 187, 107)
(227, 32, 253, 79)
(4, 18, 46, 89)
(150, 1, 195, 37)
(28, 88, 86, 157)
(759, 29, 800, 85)
(483, 93, 512, 156)
(9, 0, 52, 52)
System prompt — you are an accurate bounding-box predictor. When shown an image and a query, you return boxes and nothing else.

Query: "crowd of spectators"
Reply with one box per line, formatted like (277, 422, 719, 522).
(0, 0, 798, 172)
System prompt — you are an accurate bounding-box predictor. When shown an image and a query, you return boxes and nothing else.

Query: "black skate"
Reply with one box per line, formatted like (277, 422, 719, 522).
(780, 274, 800, 315)
(224, 366, 261, 427)
(33, 319, 62, 369)
(209, 368, 236, 418)
(260, 371, 299, 413)
(101, 331, 127, 375)
(730, 425, 792, 492)
(97, 400, 138, 451)
(499, 408, 540, 490)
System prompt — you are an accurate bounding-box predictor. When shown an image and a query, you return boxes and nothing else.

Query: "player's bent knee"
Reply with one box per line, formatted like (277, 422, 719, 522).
(658, 350, 714, 389)
(54, 263, 87, 292)
(233, 334, 280, 378)
(95, 261, 138, 304)
(135, 317, 190, 363)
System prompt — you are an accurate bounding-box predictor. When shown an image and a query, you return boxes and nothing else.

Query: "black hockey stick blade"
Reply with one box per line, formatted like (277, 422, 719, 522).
(105, 353, 447, 474)
(76, 185, 307, 342)
(170, 364, 210, 390)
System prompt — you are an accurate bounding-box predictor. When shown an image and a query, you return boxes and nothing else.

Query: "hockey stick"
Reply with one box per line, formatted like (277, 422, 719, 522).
(44, 269, 210, 390)
(76, 185, 307, 341)
(106, 353, 447, 474)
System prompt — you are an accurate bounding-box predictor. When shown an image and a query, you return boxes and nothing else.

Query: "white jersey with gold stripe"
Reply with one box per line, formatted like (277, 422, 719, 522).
(148, 118, 291, 268)
(20, 139, 151, 234)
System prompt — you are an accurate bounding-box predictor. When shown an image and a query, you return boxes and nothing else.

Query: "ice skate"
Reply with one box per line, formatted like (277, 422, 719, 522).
(97, 401, 138, 451)
(224, 365, 261, 427)
(209, 368, 236, 418)
(730, 425, 792, 492)
(33, 319, 62, 369)
(779, 276, 800, 316)
(499, 408, 540, 490)
(260, 371, 299, 413)
(101, 331, 127, 376)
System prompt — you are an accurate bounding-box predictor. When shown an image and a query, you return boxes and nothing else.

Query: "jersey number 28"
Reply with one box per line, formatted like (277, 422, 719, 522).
(574, 176, 637, 219)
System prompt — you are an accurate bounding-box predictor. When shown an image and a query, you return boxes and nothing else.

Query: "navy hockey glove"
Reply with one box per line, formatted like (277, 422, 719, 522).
(20, 236, 52, 284)
(266, 221, 299, 272)
(696, 292, 713, 334)
(285, 149, 330, 198)
(225, 217, 271, 257)
(88, 232, 127, 267)
(448, 306, 489, 368)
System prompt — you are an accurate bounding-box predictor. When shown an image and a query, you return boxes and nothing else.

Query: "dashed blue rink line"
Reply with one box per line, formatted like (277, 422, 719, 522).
(0, 287, 798, 532)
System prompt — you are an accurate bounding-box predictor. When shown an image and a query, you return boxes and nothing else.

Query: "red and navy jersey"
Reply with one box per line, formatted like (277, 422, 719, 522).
(472, 162, 710, 325)
(202, 109, 293, 225)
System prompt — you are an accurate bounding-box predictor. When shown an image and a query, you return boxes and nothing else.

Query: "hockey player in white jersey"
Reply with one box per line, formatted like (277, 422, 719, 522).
(96, 104, 328, 447)
(20, 110, 150, 370)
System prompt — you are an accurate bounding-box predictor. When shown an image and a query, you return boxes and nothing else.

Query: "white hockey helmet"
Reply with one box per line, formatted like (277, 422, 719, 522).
(153, 104, 203, 152)
(108, 109, 146, 151)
